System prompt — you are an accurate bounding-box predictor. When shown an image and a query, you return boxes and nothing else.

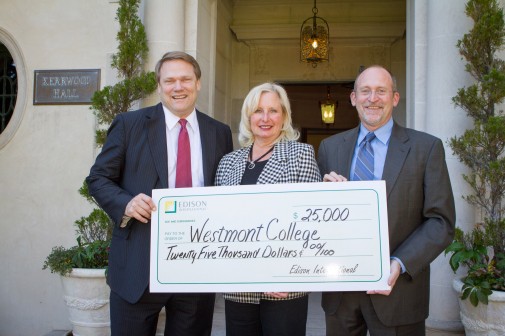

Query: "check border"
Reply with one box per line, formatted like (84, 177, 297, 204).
(150, 181, 390, 292)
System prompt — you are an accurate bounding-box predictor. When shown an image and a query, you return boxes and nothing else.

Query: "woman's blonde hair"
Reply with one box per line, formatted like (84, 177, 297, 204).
(238, 82, 299, 147)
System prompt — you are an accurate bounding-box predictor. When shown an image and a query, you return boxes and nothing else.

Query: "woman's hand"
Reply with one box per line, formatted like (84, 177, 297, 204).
(264, 292, 289, 299)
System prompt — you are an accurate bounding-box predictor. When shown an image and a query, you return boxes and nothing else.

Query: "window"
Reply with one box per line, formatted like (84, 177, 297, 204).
(0, 43, 17, 134)
(0, 28, 26, 149)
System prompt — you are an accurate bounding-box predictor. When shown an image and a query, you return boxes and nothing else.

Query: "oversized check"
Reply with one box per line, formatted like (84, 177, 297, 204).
(150, 181, 390, 292)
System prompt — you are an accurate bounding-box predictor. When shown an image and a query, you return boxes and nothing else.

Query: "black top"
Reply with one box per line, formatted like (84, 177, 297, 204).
(240, 160, 268, 185)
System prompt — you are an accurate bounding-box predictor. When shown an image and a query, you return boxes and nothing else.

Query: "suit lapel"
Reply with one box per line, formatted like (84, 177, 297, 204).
(340, 128, 359, 177)
(197, 111, 216, 186)
(146, 103, 169, 188)
(228, 148, 249, 185)
(382, 123, 410, 197)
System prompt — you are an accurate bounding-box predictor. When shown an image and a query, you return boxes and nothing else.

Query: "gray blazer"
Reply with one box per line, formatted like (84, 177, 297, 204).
(317, 122, 456, 326)
(215, 140, 321, 186)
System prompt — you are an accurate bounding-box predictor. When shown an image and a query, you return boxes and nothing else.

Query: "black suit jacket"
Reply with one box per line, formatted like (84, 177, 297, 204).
(317, 122, 455, 326)
(86, 103, 233, 303)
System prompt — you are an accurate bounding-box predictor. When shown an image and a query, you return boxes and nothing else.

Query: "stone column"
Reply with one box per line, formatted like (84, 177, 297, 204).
(143, 0, 185, 64)
(408, 0, 474, 332)
(142, 0, 186, 106)
(141, 0, 217, 114)
(185, 0, 218, 115)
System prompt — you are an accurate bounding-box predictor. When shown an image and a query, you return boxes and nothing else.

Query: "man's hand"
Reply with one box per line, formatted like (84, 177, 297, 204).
(125, 193, 156, 223)
(323, 171, 348, 182)
(367, 259, 401, 296)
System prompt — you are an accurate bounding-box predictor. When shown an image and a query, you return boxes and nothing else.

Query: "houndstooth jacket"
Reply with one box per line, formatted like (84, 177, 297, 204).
(214, 140, 321, 304)
(215, 140, 321, 187)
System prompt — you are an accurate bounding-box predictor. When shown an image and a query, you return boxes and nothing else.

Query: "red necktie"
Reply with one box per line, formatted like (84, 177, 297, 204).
(175, 119, 192, 188)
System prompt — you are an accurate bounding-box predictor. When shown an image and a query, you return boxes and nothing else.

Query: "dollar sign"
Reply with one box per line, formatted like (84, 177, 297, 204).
(293, 212, 298, 220)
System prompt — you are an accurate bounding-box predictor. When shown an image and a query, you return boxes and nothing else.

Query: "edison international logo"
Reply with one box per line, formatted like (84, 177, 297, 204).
(164, 200, 177, 214)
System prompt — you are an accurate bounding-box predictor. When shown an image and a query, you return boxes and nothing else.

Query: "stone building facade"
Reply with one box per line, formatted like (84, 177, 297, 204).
(1, 0, 502, 335)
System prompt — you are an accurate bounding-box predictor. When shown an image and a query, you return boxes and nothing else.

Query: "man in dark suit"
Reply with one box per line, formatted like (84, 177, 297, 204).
(86, 51, 233, 336)
(317, 65, 455, 335)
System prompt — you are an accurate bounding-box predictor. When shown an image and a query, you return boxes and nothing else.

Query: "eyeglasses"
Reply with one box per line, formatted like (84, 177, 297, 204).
(356, 88, 392, 97)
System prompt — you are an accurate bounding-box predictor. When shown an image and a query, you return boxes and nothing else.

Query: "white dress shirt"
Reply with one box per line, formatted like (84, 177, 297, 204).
(163, 106, 204, 188)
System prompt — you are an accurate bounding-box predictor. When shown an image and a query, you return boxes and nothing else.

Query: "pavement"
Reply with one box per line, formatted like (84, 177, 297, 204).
(45, 292, 464, 336)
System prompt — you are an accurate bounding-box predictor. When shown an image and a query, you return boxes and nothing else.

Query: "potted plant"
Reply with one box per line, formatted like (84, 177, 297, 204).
(43, 183, 111, 277)
(444, 0, 505, 334)
(43, 184, 112, 335)
(43, 183, 112, 336)
(43, 0, 156, 334)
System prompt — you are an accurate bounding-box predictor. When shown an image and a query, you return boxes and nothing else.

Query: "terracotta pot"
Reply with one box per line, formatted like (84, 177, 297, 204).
(453, 278, 505, 336)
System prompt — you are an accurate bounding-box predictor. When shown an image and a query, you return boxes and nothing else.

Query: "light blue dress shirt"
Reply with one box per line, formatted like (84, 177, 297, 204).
(350, 118, 393, 181)
(350, 118, 407, 274)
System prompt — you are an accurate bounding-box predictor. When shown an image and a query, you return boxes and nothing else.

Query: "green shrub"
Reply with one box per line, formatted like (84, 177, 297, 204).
(43, 239, 109, 276)
(445, 0, 505, 307)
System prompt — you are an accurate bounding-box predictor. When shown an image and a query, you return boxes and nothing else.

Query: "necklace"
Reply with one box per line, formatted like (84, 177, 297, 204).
(248, 145, 274, 169)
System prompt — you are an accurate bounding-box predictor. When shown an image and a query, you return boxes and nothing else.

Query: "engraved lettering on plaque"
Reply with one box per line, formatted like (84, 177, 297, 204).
(34, 69, 100, 105)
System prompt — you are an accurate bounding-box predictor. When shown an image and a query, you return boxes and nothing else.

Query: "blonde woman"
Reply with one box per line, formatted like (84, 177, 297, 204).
(215, 82, 321, 336)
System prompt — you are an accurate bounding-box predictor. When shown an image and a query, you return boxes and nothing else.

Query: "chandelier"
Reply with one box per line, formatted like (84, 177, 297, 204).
(300, 0, 329, 67)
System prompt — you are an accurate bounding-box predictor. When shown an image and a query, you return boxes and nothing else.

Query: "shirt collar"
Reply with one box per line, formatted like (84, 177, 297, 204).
(163, 106, 197, 131)
(358, 118, 394, 145)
